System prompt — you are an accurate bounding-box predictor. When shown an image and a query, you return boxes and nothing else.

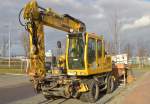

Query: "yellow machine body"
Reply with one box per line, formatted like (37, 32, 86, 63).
(66, 33, 112, 76)
(20, 1, 114, 103)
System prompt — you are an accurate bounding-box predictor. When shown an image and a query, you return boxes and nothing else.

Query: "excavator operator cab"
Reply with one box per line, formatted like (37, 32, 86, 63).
(67, 32, 85, 70)
(66, 33, 111, 76)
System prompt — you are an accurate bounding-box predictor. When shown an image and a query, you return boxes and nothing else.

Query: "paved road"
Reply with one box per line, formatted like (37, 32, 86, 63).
(0, 70, 147, 104)
(0, 74, 35, 104)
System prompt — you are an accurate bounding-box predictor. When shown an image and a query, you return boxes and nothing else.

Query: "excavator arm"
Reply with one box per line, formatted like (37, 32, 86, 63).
(22, 0, 85, 32)
(19, 0, 86, 82)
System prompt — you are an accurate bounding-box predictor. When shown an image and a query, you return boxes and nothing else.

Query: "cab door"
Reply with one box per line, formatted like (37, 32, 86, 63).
(97, 40, 103, 70)
(87, 38, 97, 70)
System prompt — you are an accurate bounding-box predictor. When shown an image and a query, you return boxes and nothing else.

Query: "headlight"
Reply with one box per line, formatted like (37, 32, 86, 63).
(79, 72, 86, 75)
(73, 58, 79, 61)
(68, 71, 77, 75)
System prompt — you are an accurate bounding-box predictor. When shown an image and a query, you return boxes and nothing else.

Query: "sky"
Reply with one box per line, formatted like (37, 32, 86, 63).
(0, 0, 150, 56)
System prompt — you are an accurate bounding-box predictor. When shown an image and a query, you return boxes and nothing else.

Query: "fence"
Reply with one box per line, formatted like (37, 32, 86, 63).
(0, 58, 28, 73)
(129, 57, 150, 69)
(0, 57, 149, 73)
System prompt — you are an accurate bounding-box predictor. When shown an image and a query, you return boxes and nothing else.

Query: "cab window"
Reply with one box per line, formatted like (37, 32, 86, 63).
(88, 38, 96, 68)
(97, 40, 102, 58)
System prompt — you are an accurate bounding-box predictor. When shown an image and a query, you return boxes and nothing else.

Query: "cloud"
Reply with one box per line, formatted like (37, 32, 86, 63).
(122, 15, 150, 30)
(0, 0, 150, 55)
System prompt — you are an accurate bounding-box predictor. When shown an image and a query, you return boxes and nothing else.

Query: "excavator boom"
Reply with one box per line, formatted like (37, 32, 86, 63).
(19, 0, 86, 81)
(23, 0, 86, 32)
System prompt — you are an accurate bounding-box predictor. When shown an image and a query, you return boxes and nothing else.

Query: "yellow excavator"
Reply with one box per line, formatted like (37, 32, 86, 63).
(19, 0, 114, 102)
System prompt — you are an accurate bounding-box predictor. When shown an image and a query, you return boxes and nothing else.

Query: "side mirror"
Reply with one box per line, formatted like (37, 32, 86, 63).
(57, 41, 61, 48)
(105, 51, 108, 55)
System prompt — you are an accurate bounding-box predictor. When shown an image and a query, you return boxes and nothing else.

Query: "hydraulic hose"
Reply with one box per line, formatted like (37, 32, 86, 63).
(19, 8, 26, 26)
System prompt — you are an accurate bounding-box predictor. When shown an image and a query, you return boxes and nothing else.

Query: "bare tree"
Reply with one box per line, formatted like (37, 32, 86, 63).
(20, 31, 29, 57)
(137, 43, 148, 57)
(106, 9, 123, 55)
(136, 42, 148, 68)
(0, 35, 9, 57)
(123, 43, 132, 59)
(105, 40, 114, 55)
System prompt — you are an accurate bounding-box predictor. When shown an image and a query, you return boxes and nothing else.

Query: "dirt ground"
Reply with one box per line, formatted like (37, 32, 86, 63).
(123, 71, 150, 104)
(107, 70, 150, 104)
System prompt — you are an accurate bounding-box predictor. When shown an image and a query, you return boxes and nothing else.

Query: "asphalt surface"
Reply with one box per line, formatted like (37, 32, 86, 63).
(0, 74, 35, 104)
(0, 70, 147, 104)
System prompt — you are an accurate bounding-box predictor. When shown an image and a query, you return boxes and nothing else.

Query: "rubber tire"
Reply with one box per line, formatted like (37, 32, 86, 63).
(44, 95, 52, 100)
(79, 79, 99, 103)
(106, 74, 115, 94)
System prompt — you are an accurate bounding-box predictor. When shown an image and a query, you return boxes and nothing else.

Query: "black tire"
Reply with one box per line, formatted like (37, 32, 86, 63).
(43, 94, 58, 100)
(43, 91, 54, 100)
(44, 95, 52, 100)
(106, 74, 115, 93)
(79, 79, 99, 103)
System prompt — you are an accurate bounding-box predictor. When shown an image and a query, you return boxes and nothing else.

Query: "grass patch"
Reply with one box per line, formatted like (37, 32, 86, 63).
(0, 69, 25, 74)
(131, 67, 150, 72)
